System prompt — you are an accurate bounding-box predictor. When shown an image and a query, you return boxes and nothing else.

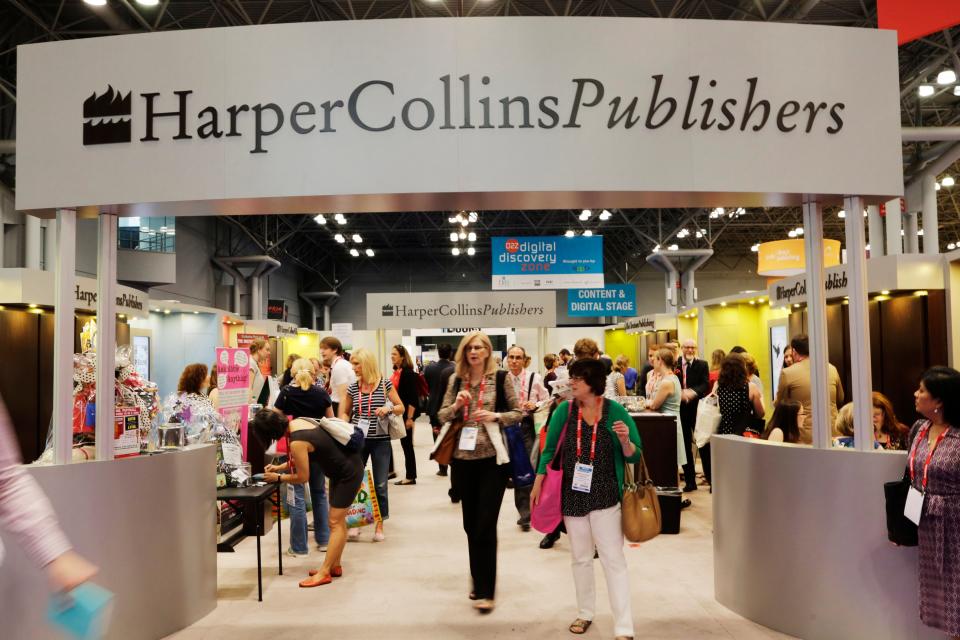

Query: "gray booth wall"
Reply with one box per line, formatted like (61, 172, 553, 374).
(712, 436, 944, 640)
(0, 446, 217, 640)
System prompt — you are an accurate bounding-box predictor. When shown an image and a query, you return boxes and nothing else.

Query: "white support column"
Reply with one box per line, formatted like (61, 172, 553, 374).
(922, 174, 940, 254)
(95, 213, 118, 462)
(866, 205, 884, 258)
(885, 199, 902, 255)
(52, 209, 76, 465)
(904, 213, 920, 253)
(843, 196, 875, 453)
(24, 214, 42, 269)
(803, 200, 831, 449)
(250, 276, 260, 320)
(697, 305, 705, 352)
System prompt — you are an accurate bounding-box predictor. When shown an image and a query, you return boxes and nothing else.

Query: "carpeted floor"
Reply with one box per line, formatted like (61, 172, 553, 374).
(169, 419, 794, 640)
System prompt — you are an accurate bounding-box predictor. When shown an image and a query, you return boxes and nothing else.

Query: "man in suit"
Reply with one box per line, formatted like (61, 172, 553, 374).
(677, 339, 710, 491)
(424, 343, 456, 476)
(776, 334, 844, 444)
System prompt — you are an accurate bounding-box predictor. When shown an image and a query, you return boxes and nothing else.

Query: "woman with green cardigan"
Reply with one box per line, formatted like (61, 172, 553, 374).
(531, 358, 642, 640)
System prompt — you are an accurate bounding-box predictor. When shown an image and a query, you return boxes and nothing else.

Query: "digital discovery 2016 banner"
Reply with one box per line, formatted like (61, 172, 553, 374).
(491, 236, 604, 290)
(567, 284, 636, 317)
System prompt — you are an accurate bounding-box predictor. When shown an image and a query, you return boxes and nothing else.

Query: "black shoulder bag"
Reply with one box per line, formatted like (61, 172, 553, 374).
(883, 421, 923, 547)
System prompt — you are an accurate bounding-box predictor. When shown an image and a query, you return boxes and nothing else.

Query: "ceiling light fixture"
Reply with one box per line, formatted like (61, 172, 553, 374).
(795, 227, 804, 236)
(334, 213, 347, 225)
(788, 230, 797, 238)
(955, 86, 960, 97)
(937, 69, 957, 85)
(314, 214, 327, 225)
(84, 0, 107, 5)
(583, 230, 593, 237)
(468, 211, 478, 222)
(949, 242, 958, 250)
(599, 209, 612, 221)
(136, 0, 160, 5)
(467, 247, 476, 256)
(564, 230, 575, 238)
(667, 244, 678, 251)
(467, 232, 477, 242)
(450, 232, 458, 242)
(459, 231, 467, 240)
(918, 84, 935, 97)
(838, 210, 846, 218)
(579, 209, 592, 221)
(452, 247, 460, 256)
(942, 176, 956, 187)
(349, 248, 360, 257)
(365, 248, 375, 257)
(750, 243, 760, 252)
(334, 233, 345, 243)
(352, 234, 363, 243)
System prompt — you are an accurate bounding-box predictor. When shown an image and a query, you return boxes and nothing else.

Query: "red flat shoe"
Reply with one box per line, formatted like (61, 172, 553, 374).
(309, 566, 342, 577)
(299, 575, 332, 588)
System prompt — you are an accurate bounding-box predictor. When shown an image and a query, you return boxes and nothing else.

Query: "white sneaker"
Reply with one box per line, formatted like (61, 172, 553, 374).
(285, 548, 309, 558)
(316, 544, 328, 552)
(347, 528, 360, 540)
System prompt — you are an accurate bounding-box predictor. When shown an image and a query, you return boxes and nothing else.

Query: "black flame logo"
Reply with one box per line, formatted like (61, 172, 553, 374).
(83, 85, 132, 145)
(381, 304, 394, 317)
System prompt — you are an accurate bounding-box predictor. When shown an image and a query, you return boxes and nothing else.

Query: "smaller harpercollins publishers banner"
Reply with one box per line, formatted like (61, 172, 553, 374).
(366, 291, 556, 329)
(568, 285, 636, 317)
(491, 236, 604, 290)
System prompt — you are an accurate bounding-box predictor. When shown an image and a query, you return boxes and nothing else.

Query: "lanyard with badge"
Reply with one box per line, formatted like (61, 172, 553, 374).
(904, 422, 950, 525)
(459, 377, 486, 451)
(572, 397, 603, 493)
(326, 356, 342, 392)
(512, 371, 527, 405)
(356, 384, 376, 435)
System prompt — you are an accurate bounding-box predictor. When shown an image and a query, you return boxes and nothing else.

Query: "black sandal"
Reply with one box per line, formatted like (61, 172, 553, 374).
(569, 618, 592, 634)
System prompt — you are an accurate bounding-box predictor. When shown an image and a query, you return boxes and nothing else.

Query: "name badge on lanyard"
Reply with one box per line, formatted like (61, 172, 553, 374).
(572, 398, 602, 494)
(459, 426, 479, 451)
(905, 424, 950, 526)
(358, 417, 372, 434)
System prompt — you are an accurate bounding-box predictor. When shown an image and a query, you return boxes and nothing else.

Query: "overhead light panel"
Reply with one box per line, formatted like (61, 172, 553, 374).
(949, 242, 957, 250)
(937, 69, 957, 85)
(459, 231, 467, 240)
(467, 232, 477, 242)
(955, 86, 960, 97)
(795, 227, 804, 236)
(942, 176, 956, 187)
(84, 0, 107, 5)
(468, 211, 478, 222)
(564, 230, 575, 238)
(352, 234, 363, 243)
(334, 233, 345, 243)
(918, 229, 925, 236)
(583, 230, 593, 237)
(788, 230, 797, 238)
(137, 0, 160, 5)
(918, 84, 935, 97)
(334, 213, 347, 225)
(837, 210, 846, 218)
(365, 248, 374, 257)
(314, 214, 327, 225)
(450, 232, 458, 242)
(579, 209, 592, 221)
(467, 247, 476, 256)
(750, 243, 760, 252)
(667, 244, 678, 251)
(599, 209, 611, 221)
(452, 247, 460, 256)
(349, 248, 360, 257)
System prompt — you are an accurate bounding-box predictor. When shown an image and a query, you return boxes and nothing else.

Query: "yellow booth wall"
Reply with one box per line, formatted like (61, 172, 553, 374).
(678, 316, 698, 344)
(604, 328, 640, 370)
(701, 303, 789, 406)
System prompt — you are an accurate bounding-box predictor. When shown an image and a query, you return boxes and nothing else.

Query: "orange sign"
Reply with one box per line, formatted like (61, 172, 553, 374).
(757, 239, 841, 277)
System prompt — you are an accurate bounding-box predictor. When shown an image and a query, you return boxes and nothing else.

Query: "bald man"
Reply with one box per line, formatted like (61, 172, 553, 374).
(677, 339, 709, 491)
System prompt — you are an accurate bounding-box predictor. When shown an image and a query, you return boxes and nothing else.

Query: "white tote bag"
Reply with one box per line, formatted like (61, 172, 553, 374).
(694, 395, 722, 448)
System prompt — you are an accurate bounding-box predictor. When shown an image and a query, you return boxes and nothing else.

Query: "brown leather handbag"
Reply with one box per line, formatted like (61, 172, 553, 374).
(621, 455, 661, 543)
(431, 418, 463, 467)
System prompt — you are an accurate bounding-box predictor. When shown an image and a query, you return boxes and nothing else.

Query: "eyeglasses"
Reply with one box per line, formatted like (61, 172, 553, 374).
(569, 376, 585, 383)
(465, 345, 486, 351)
(507, 355, 524, 360)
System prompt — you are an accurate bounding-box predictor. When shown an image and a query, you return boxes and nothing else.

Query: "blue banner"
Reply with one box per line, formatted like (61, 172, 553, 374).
(491, 236, 604, 290)
(567, 284, 636, 317)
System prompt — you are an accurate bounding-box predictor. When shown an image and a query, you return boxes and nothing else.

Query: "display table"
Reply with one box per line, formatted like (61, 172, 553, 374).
(628, 412, 680, 488)
(712, 436, 941, 640)
(216, 483, 283, 602)
(0, 445, 216, 640)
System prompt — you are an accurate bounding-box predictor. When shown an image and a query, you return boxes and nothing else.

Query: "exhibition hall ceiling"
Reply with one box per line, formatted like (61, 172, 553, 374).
(0, 0, 958, 278)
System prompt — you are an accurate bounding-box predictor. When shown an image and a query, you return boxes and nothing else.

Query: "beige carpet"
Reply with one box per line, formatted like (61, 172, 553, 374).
(169, 420, 794, 640)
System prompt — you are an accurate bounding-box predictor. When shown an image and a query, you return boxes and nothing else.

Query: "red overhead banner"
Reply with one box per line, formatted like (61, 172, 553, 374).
(878, 0, 960, 45)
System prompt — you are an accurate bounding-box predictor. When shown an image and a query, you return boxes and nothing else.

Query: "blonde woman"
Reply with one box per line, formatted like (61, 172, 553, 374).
(604, 355, 628, 399)
(339, 348, 403, 542)
(436, 331, 522, 613)
(273, 358, 334, 556)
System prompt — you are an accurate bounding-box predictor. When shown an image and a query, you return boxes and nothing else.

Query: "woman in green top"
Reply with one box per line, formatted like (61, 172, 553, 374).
(531, 358, 642, 640)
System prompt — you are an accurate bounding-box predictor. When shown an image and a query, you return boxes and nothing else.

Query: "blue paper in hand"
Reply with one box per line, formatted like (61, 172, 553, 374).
(47, 582, 114, 640)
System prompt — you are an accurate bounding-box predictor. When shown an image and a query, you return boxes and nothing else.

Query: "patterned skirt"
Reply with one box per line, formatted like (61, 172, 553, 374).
(918, 494, 960, 635)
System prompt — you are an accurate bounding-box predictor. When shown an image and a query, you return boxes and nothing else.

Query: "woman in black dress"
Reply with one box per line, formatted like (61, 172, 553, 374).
(253, 409, 364, 588)
(391, 344, 420, 485)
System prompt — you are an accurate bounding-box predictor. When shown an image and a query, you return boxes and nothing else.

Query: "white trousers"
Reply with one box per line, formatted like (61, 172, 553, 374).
(564, 504, 634, 637)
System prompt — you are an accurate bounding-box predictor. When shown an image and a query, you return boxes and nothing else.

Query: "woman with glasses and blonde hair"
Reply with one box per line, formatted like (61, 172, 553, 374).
(436, 331, 522, 613)
(338, 348, 404, 542)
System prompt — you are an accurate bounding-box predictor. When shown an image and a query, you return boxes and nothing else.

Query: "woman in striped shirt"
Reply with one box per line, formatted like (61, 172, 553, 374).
(338, 348, 404, 542)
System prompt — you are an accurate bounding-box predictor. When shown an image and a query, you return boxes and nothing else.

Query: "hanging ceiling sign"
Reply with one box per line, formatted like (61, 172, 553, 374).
(366, 291, 556, 329)
(568, 284, 635, 316)
(16, 18, 901, 216)
(492, 236, 603, 290)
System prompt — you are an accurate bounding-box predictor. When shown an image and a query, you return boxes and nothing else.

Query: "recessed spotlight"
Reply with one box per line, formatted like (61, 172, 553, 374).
(163, 309, 171, 315)
(720, 302, 727, 307)
(28, 303, 37, 309)
(881, 290, 890, 295)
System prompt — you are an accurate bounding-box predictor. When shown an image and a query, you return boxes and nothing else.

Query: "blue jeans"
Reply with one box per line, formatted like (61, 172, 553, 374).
(288, 460, 330, 553)
(362, 438, 392, 520)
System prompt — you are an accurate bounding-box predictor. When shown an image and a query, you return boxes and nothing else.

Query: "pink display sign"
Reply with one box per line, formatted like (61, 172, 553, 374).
(216, 348, 252, 458)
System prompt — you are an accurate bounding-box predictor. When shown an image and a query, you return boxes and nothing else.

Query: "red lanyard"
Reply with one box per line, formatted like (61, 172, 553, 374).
(512, 371, 527, 404)
(576, 397, 603, 463)
(357, 383, 376, 417)
(463, 377, 486, 423)
(909, 422, 950, 490)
